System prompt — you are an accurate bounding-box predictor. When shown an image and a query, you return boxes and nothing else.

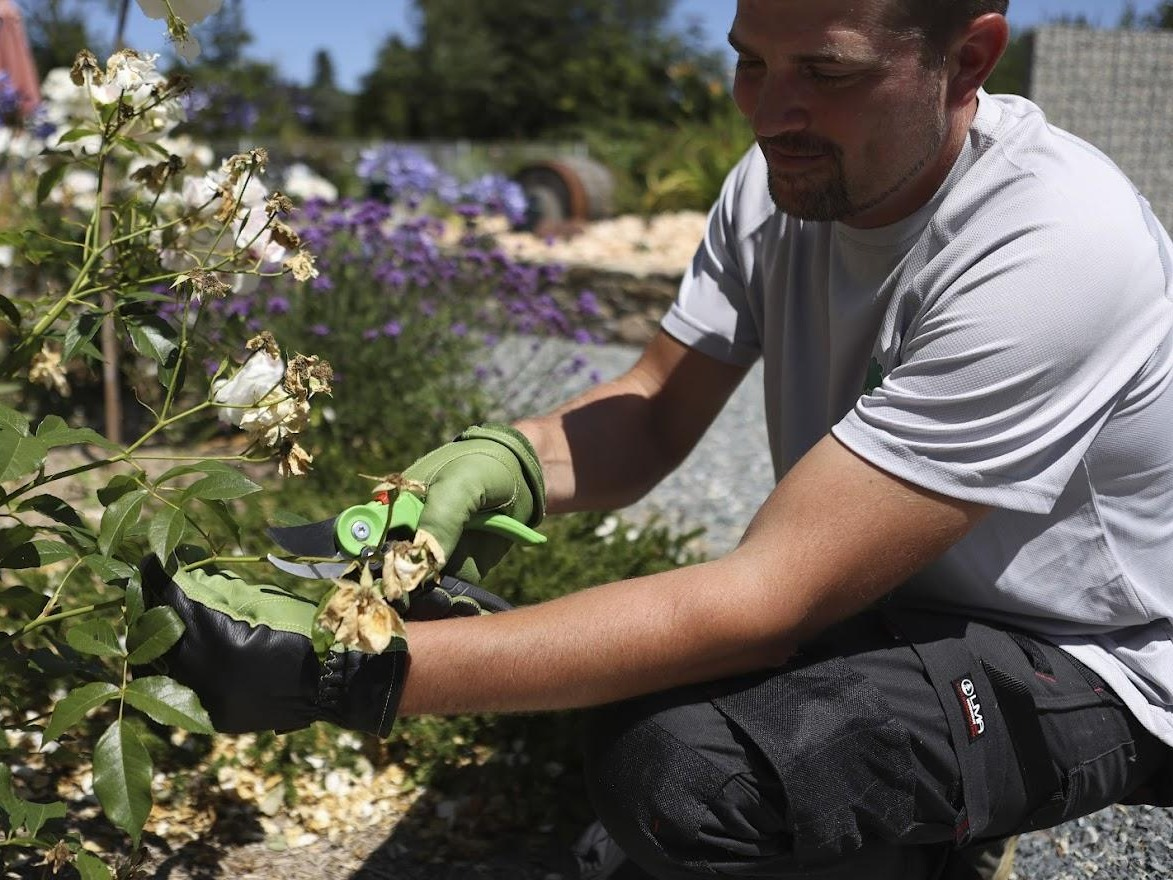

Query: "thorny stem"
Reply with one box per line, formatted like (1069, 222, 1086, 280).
(4, 401, 214, 504)
(3, 598, 123, 641)
(181, 555, 268, 572)
(24, 558, 85, 631)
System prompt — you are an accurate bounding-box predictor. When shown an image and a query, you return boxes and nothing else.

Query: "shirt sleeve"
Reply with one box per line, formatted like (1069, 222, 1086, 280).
(833, 195, 1173, 514)
(660, 148, 766, 368)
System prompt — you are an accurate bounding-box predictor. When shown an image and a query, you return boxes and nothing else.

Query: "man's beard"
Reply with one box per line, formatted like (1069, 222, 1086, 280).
(761, 133, 852, 221)
(761, 108, 945, 223)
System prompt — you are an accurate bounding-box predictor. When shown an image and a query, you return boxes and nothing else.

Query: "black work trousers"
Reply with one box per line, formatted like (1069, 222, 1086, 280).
(582, 607, 1169, 879)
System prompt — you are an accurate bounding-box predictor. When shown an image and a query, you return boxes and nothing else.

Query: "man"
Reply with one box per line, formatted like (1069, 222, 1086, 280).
(152, 1, 1173, 878)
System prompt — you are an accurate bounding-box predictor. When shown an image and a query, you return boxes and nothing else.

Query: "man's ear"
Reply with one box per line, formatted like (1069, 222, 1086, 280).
(946, 13, 1011, 107)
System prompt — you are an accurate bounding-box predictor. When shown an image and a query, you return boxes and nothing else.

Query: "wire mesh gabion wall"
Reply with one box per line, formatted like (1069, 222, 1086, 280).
(1029, 25, 1173, 231)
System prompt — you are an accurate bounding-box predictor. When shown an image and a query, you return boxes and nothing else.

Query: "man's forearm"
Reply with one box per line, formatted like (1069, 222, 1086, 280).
(513, 331, 750, 514)
(398, 554, 792, 716)
(513, 383, 672, 515)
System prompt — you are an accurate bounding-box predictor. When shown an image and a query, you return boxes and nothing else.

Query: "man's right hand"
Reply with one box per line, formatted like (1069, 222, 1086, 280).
(401, 423, 546, 583)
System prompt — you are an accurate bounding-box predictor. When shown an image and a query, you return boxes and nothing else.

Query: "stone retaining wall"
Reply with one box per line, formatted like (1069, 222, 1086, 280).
(558, 263, 682, 345)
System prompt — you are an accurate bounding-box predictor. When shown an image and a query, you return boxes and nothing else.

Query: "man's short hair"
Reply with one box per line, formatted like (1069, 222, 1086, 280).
(887, 0, 1010, 58)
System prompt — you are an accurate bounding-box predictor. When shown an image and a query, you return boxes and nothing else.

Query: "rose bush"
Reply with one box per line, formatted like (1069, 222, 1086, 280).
(0, 45, 340, 876)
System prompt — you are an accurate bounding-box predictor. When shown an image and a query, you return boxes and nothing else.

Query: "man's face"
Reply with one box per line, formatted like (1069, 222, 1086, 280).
(731, 0, 950, 227)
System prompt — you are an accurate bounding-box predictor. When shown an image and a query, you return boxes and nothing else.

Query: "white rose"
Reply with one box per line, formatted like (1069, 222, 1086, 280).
(135, 0, 224, 23)
(236, 209, 285, 267)
(283, 164, 338, 204)
(211, 351, 285, 426)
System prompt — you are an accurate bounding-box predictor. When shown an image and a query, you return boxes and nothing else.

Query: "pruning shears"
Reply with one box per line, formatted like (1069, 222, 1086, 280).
(265, 491, 546, 580)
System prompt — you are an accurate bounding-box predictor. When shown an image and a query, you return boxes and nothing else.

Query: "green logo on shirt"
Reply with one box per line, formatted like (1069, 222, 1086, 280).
(863, 357, 885, 395)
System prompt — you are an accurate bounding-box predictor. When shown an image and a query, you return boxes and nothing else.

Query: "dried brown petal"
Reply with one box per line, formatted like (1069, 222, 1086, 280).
(180, 268, 231, 301)
(245, 330, 281, 359)
(28, 346, 70, 397)
(266, 191, 295, 216)
(381, 530, 446, 601)
(284, 353, 333, 400)
(320, 575, 405, 654)
(41, 840, 70, 873)
(70, 49, 103, 87)
(277, 441, 313, 478)
(284, 250, 319, 282)
(269, 221, 302, 251)
(366, 473, 427, 500)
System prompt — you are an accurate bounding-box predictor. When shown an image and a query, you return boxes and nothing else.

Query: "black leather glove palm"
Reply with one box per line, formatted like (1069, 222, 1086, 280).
(140, 554, 409, 737)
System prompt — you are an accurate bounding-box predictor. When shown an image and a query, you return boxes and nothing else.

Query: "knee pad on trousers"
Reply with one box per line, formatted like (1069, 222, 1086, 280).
(582, 688, 793, 877)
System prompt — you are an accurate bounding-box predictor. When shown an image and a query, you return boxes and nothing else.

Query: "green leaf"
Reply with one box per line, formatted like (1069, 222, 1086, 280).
(0, 585, 48, 617)
(93, 719, 152, 845)
(160, 354, 187, 397)
(0, 765, 25, 829)
(62, 311, 103, 363)
(124, 676, 213, 734)
(0, 539, 75, 570)
(185, 469, 262, 501)
(43, 681, 120, 743)
(0, 764, 64, 838)
(55, 126, 100, 144)
(198, 497, 243, 544)
(0, 404, 30, 435)
(97, 489, 147, 556)
(0, 523, 35, 557)
(0, 293, 21, 329)
(36, 162, 69, 205)
(125, 316, 178, 369)
(97, 474, 140, 506)
(65, 619, 124, 660)
(75, 850, 112, 880)
(82, 553, 136, 584)
(35, 414, 116, 451)
(147, 507, 185, 561)
(0, 425, 47, 482)
(15, 494, 95, 547)
(125, 606, 184, 665)
(154, 463, 200, 484)
(124, 580, 144, 626)
(17, 796, 65, 839)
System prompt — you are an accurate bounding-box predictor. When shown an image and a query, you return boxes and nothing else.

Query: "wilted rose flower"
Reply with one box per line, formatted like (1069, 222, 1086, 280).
(135, 0, 225, 23)
(210, 348, 284, 426)
(277, 441, 313, 478)
(237, 393, 310, 448)
(28, 346, 70, 397)
(284, 250, 318, 282)
(319, 567, 405, 654)
(284, 353, 333, 400)
(382, 531, 445, 601)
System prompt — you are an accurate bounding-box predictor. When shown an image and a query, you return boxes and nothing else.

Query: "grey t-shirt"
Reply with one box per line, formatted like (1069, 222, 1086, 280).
(662, 93, 1173, 746)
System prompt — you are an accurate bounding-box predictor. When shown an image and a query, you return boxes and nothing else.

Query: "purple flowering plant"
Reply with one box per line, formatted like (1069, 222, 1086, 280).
(357, 144, 530, 227)
(203, 195, 605, 484)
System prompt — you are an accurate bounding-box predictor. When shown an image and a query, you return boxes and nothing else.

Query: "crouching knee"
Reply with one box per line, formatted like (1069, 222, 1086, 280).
(581, 689, 792, 877)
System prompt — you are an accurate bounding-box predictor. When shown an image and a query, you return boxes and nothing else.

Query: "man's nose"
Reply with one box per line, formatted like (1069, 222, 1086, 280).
(750, 73, 813, 137)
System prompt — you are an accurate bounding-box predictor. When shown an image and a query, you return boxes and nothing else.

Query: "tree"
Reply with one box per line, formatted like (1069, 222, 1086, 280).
(354, 0, 728, 140)
(302, 49, 352, 137)
(985, 29, 1032, 96)
(354, 35, 420, 137)
(20, 0, 97, 74)
(197, 0, 252, 66)
(1146, 1, 1173, 27)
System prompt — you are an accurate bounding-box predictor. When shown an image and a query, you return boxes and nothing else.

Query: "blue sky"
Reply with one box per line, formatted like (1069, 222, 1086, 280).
(95, 0, 1166, 91)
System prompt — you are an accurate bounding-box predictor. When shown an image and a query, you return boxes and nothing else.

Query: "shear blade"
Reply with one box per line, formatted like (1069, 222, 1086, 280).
(265, 553, 353, 580)
(266, 518, 341, 557)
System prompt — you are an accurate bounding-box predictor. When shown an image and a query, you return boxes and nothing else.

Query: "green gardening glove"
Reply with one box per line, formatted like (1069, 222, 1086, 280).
(402, 423, 546, 583)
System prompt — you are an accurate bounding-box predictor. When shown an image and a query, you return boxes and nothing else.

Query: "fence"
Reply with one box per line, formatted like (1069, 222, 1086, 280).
(1030, 25, 1173, 230)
